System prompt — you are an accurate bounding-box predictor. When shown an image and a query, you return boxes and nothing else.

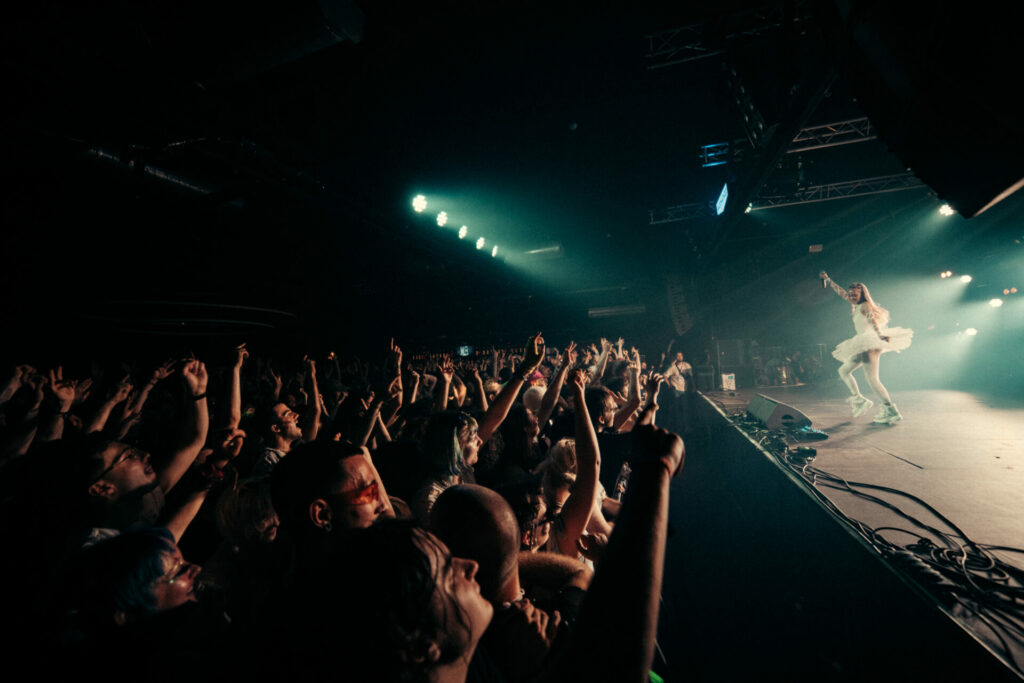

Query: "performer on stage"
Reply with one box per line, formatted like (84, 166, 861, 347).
(820, 271, 913, 424)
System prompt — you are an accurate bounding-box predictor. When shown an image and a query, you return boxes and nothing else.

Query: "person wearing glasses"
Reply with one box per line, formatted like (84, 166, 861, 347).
(74, 360, 210, 546)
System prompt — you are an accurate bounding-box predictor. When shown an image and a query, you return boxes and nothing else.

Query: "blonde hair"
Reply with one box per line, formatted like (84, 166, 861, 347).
(522, 385, 545, 413)
(542, 438, 577, 484)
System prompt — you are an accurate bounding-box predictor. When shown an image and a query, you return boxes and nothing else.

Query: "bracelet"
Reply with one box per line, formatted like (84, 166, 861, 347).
(189, 392, 207, 401)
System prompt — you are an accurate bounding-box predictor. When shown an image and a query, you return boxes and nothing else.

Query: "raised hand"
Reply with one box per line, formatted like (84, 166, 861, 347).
(646, 373, 665, 409)
(387, 375, 403, 401)
(108, 374, 134, 404)
(265, 365, 282, 394)
(303, 355, 317, 381)
(74, 377, 93, 405)
(47, 367, 76, 411)
(565, 341, 578, 367)
(520, 332, 545, 375)
(631, 403, 684, 476)
(233, 344, 249, 370)
(181, 359, 209, 397)
(388, 338, 403, 370)
(439, 356, 455, 383)
(145, 359, 172, 385)
(570, 368, 587, 397)
(819, 270, 829, 280)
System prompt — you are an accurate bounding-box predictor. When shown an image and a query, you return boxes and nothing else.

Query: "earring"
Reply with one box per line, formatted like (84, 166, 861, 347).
(322, 521, 333, 533)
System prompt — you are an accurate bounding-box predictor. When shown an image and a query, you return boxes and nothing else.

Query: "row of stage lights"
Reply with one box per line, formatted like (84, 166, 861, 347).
(412, 195, 500, 258)
(939, 270, 1016, 307)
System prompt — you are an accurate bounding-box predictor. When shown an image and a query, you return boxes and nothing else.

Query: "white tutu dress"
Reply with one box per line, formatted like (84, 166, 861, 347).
(831, 305, 913, 363)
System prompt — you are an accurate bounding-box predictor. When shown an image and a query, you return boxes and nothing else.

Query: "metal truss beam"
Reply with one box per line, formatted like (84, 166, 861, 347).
(644, 2, 814, 70)
(786, 117, 876, 153)
(750, 172, 926, 210)
(649, 202, 716, 225)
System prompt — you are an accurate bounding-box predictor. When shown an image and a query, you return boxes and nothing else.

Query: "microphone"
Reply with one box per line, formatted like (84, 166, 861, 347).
(821, 274, 828, 289)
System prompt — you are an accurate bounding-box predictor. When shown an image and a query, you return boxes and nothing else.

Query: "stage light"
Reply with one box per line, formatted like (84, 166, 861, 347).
(940, 270, 953, 279)
(1012, 287, 1018, 294)
(939, 204, 955, 216)
(436, 211, 448, 227)
(476, 237, 486, 250)
(965, 328, 978, 336)
(744, 203, 752, 214)
(1005, 289, 1011, 295)
(716, 183, 729, 216)
(412, 195, 427, 212)
(491, 245, 499, 258)
(959, 274, 972, 283)
(458, 225, 468, 239)
(989, 298, 1004, 307)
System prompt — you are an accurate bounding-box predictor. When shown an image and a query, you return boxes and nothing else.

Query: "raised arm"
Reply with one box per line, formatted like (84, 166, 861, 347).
(477, 333, 545, 444)
(37, 367, 76, 443)
(470, 366, 488, 413)
(433, 356, 455, 414)
(536, 342, 575, 429)
(612, 354, 643, 432)
(0, 365, 30, 406)
(158, 360, 209, 494)
(552, 369, 600, 556)
(541, 404, 684, 683)
(86, 375, 133, 434)
(592, 339, 612, 385)
(820, 271, 853, 302)
(220, 346, 246, 431)
(126, 359, 175, 421)
(301, 356, 323, 442)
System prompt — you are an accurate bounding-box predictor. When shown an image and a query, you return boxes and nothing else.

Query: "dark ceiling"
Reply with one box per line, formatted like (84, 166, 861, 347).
(3, 1, 1022, 357)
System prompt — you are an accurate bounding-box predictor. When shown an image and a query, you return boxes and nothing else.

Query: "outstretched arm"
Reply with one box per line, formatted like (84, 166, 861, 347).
(553, 370, 600, 556)
(540, 405, 684, 683)
(159, 360, 209, 494)
(820, 271, 853, 302)
(536, 342, 575, 429)
(220, 347, 246, 431)
(477, 334, 545, 444)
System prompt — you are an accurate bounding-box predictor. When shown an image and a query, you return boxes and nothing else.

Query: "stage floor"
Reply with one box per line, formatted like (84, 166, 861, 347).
(703, 385, 1024, 564)
(701, 384, 1024, 674)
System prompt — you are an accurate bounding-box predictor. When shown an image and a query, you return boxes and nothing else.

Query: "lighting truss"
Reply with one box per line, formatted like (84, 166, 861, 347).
(750, 172, 926, 210)
(648, 202, 716, 225)
(644, 2, 814, 70)
(786, 117, 876, 153)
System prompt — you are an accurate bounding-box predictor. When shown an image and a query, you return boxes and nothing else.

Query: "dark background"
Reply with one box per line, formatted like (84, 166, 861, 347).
(2, 1, 1022, 396)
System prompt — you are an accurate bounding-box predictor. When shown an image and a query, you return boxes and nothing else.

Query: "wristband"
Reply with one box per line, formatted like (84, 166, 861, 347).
(189, 392, 207, 401)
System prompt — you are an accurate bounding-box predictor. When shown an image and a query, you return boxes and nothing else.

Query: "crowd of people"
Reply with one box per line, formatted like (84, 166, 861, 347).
(0, 333, 692, 682)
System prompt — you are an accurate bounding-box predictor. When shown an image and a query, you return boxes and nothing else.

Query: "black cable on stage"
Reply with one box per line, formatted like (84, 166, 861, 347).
(724, 410, 1024, 675)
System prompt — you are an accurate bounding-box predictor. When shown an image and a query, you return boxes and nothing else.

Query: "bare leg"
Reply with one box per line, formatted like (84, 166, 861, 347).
(863, 349, 893, 404)
(838, 359, 864, 397)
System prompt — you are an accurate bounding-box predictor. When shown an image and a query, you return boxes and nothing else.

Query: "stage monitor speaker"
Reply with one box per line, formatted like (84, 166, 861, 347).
(747, 393, 811, 430)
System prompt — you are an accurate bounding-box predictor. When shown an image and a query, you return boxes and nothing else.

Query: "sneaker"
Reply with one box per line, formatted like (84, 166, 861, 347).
(847, 395, 873, 417)
(872, 404, 902, 424)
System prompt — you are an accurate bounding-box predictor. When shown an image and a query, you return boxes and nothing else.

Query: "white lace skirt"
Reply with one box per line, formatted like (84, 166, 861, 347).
(831, 326, 914, 363)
